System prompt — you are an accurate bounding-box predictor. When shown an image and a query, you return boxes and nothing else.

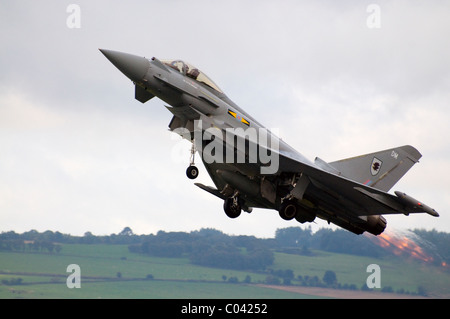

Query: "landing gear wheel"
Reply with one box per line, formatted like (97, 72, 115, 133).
(224, 197, 242, 219)
(279, 199, 298, 221)
(186, 165, 199, 180)
(186, 142, 199, 179)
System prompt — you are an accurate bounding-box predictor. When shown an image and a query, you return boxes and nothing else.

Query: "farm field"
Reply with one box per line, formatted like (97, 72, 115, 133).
(0, 243, 448, 299)
(0, 245, 303, 299)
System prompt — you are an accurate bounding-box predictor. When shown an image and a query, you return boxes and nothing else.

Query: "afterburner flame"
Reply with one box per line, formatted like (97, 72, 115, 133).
(370, 230, 434, 263)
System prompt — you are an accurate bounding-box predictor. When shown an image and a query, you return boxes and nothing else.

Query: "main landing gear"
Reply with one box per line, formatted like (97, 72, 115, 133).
(278, 199, 298, 221)
(223, 194, 242, 219)
(186, 142, 199, 180)
(279, 198, 316, 223)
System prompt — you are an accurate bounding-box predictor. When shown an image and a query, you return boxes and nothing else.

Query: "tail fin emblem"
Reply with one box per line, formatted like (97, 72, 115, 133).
(371, 157, 383, 176)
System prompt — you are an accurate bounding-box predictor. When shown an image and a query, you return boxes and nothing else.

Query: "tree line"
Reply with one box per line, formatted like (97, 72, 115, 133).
(1, 226, 449, 267)
(128, 228, 275, 271)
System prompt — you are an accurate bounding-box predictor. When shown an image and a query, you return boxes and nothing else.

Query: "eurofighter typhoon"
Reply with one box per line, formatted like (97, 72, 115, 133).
(100, 49, 438, 236)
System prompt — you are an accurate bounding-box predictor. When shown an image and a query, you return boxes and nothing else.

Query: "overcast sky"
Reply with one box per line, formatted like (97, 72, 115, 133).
(1, 1, 449, 238)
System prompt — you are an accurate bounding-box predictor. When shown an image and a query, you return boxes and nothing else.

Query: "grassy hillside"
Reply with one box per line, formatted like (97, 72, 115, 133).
(273, 250, 450, 297)
(0, 243, 448, 299)
(0, 245, 305, 299)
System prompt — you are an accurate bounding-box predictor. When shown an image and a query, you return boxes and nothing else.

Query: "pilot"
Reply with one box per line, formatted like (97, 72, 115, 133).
(170, 60, 187, 74)
(187, 68, 200, 80)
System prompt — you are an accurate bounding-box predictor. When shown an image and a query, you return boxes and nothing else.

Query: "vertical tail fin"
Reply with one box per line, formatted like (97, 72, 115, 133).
(327, 145, 422, 192)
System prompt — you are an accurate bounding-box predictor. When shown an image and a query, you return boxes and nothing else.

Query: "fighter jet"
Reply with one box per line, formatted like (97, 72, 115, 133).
(100, 49, 439, 236)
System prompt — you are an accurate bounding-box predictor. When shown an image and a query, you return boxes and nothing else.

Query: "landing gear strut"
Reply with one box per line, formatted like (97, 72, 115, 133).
(186, 142, 199, 180)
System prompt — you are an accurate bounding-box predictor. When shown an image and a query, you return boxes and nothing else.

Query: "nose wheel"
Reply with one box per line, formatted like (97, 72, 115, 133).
(186, 142, 199, 180)
(186, 165, 199, 179)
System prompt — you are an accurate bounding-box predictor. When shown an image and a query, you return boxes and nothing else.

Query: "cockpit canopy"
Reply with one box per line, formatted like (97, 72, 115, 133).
(162, 60, 223, 93)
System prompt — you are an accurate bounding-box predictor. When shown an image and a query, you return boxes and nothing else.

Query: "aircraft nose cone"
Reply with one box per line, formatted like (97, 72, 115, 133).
(99, 49, 150, 82)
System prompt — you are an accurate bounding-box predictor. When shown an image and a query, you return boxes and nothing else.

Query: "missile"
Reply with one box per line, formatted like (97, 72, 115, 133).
(394, 191, 439, 217)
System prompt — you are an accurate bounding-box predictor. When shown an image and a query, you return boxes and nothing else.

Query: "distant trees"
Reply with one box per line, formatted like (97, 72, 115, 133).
(323, 270, 337, 286)
(129, 229, 274, 271)
(275, 227, 313, 248)
(268, 269, 295, 285)
(0, 226, 142, 253)
(118, 227, 134, 237)
(273, 227, 386, 258)
(316, 229, 385, 257)
(0, 237, 62, 254)
(412, 229, 450, 266)
(190, 243, 274, 270)
(1, 227, 448, 268)
(1, 278, 23, 286)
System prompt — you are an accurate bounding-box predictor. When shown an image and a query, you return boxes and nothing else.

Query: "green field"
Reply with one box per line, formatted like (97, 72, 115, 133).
(0, 244, 448, 299)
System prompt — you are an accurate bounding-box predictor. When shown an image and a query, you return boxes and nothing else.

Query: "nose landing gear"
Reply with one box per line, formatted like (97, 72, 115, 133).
(186, 165, 199, 179)
(186, 142, 199, 180)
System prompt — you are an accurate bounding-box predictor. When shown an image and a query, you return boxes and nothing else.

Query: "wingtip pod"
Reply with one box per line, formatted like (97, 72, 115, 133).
(430, 210, 440, 217)
(394, 191, 439, 217)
